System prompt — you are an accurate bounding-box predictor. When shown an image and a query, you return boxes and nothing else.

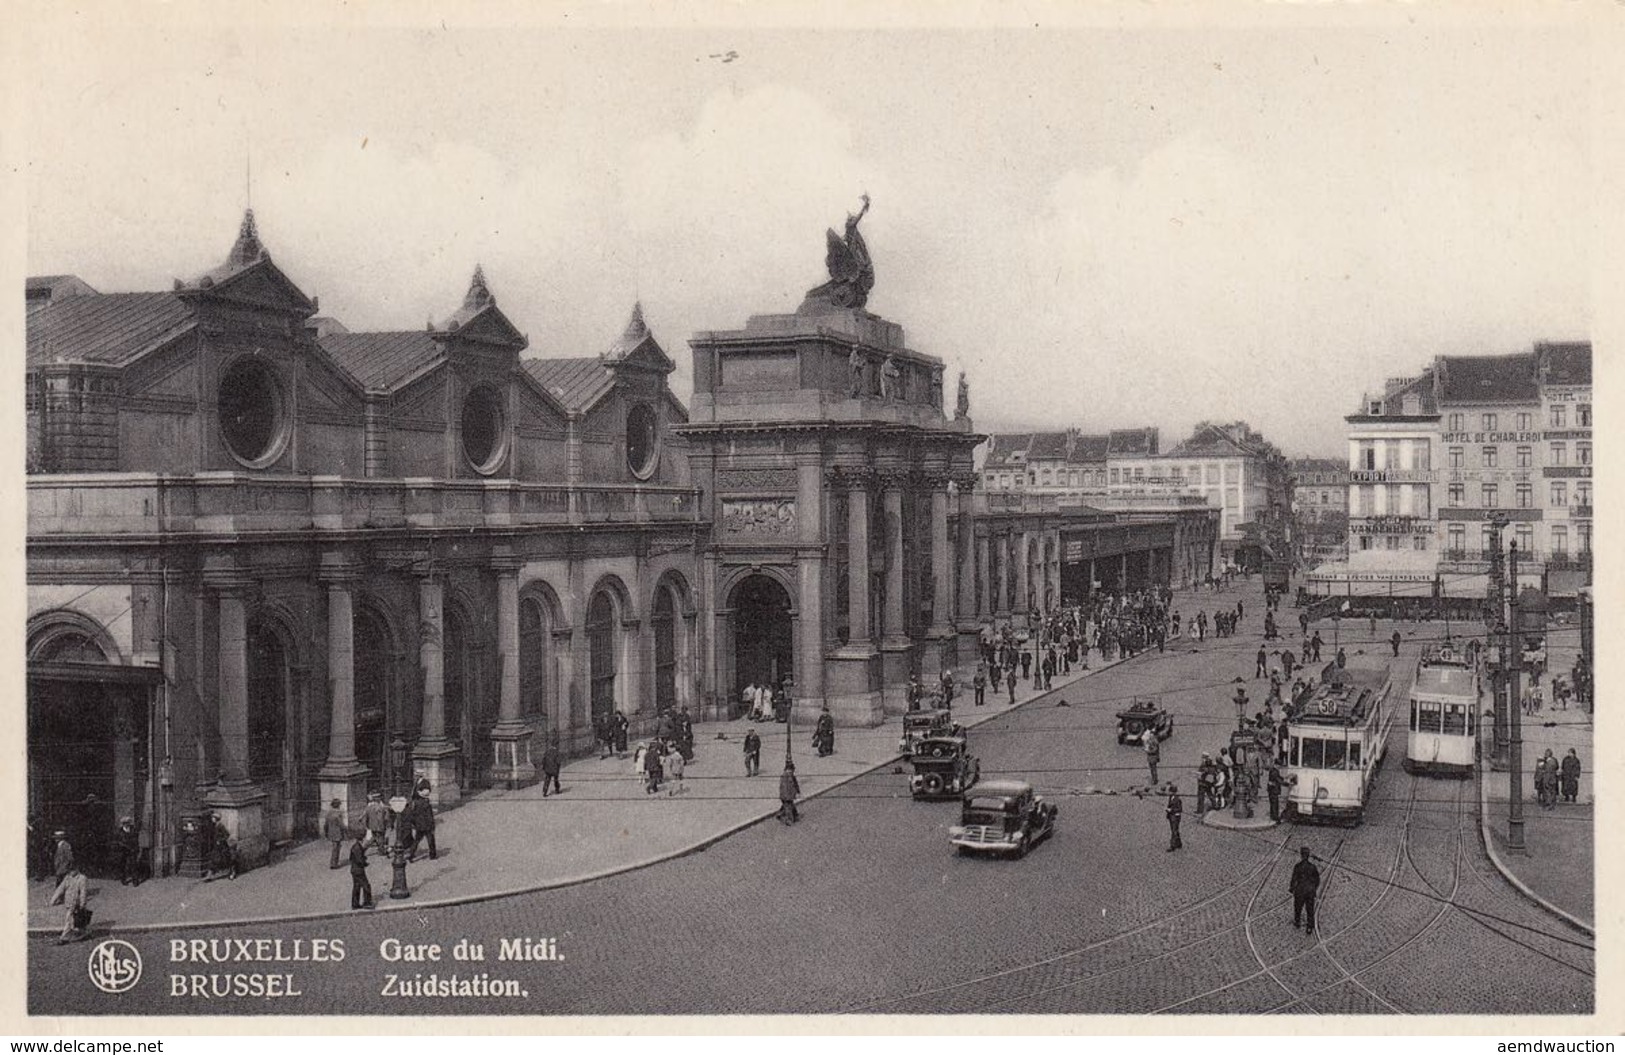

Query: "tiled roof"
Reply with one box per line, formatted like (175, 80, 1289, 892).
(1539, 342, 1591, 387)
(319, 331, 443, 391)
(1068, 433, 1111, 463)
(1108, 427, 1157, 456)
(1436, 353, 1537, 404)
(522, 356, 616, 413)
(26, 292, 194, 367)
(983, 434, 1031, 469)
(1027, 431, 1069, 459)
(27, 274, 96, 295)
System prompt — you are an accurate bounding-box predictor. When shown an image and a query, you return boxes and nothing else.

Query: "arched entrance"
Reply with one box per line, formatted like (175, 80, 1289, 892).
(246, 619, 296, 840)
(27, 623, 152, 878)
(587, 591, 618, 730)
(444, 608, 472, 787)
(652, 586, 677, 714)
(519, 594, 554, 734)
(730, 574, 792, 697)
(353, 606, 394, 789)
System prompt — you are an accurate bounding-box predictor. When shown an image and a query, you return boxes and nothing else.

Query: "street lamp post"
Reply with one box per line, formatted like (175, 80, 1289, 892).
(388, 736, 411, 899)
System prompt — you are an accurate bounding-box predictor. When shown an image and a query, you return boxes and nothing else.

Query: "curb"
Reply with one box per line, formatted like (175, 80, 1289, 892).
(1475, 749, 1595, 938)
(30, 652, 1127, 937)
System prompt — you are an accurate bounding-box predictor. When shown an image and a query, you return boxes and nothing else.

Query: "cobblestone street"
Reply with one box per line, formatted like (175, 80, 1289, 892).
(27, 585, 1593, 1016)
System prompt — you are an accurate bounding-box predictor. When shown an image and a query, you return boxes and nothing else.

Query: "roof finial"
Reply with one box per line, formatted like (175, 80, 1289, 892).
(464, 264, 492, 310)
(623, 300, 648, 342)
(227, 208, 265, 268)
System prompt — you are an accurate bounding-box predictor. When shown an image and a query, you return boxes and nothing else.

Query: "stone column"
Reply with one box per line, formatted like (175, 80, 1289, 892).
(1015, 529, 1031, 617)
(957, 480, 977, 625)
(488, 548, 536, 788)
(845, 472, 872, 647)
(975, 530, 991, 620)
(202, 565, 268, 870)
(929, 483, 953, 637)
(316, 553, 370, 826)
(412, 569, 461, 806)
(881, 476, 908, 648)
(795, 455, 826, 708)
(997, 531, 1012, 618)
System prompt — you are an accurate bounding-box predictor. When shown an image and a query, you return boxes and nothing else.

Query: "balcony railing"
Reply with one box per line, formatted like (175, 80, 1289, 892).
(27, 474, 703, 537)
(1546, 553, 1592, 573)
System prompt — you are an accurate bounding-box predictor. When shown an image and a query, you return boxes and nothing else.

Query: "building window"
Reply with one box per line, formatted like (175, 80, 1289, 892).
(1516, 446, 1532, 468)
(999, 474, 1011, 489)
(1040, 469, 1052, 485)
(1134, 466, 1145, 479)
(1551, 525, 1567, 556)
(1576, 481, 1591, 508)
(1516, 524, 1534, 555)
(1357, 442, 1376, 471)
(1320, 491, 1328, 505)
(1481, 447, 1498, 468)
(1482, 412, 1498, 432)
(1516, 412, 1532, 431)
(1550, 405, 1566, 428)
(1205, 465, 1220, 485)
(1385, 483, 1401, 514)
(1110, 469, 1120, 484)
(1359, 536, 1373, 551)
(1550, 481, 1567, 507)
(1549, 442, 1565, 466)
(1578, 442, 1591, 466)
(1384, 443, 1402, 470)
(1578, 523, 1591, 553)
(1577, 404, 1591, 427)
(1385, 536, 1401, 551)
(1413, 487, 1430, 518)
(1413, 441, 1431, 470)
(1449, 447, 1463, 469)
(986, 473, 996, 488)
(1481, 483, 1498, 508)
(1448, 413, 1464, 432)
(218, 357, 288, 468)
(1358, 487, 1375, 516)
(1413, 536, 1427, 551)
(462, 385, 509, 474)
(1448, 483, 1464, 507)
(1515, 483, 1533, 509)
(1446, 524, 1465, 554)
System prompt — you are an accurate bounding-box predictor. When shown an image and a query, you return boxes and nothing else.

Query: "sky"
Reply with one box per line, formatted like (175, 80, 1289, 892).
(14, 10, 1600, 456)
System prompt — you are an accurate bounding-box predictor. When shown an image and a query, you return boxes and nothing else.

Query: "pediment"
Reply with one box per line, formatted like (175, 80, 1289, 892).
(443, 304, 526, 350)
(200, 258, 316, 315)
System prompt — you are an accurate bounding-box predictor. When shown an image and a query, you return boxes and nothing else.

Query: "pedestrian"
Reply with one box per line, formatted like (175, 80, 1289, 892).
(1336, 647, 1346, 670)
(114, 817, 141, 886)
(1311, 632, 1323, 662)
(667, 745, 686, 795)
(643, 739, 664, 794)
(541, 734, 563, 796)
(1256, 646, 1267, 679)
(363, 790, 390, 856)
(815, 705, 836, 757)
(1560, 749, 1582, 803)
(52, 829, 74, 883)
(778, 761, 801, 824)
(407, 784, 436, 861)
(1196, 754, 1216, 815)
(1144, 729, 1161, 786)
(596, 713, 613, 759)
(613, 710, 630, 755)
(49, 863, 91, 944)
(974, 664, 987, 706)
(1289, 847, 1321, 933)
(348, 837, 374, 910)
(1006, 666, 1017, 704)
(1165, 784, 1183, 851)
(1391, 630, 1402, 658)
(1267, 765, 1284, 822)
(1020, 651, 1032, 680)
(323, 798, 347, 869)
(206, 814, 237, 881)
(743, 727, 762, 776)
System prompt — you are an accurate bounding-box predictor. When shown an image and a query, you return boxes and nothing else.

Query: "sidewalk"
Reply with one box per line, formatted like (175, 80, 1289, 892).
(1478, 680, 1594, 933)
(28, 647, 1126, 934)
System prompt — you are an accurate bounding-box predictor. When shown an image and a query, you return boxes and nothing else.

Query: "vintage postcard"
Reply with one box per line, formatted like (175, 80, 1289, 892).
(4, 0, 1617, 1033)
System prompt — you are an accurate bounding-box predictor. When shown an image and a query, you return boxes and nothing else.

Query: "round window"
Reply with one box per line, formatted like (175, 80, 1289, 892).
(461, 386, 507, 473)
(626, 403, 658, 479)
(218, 358, 286, 467)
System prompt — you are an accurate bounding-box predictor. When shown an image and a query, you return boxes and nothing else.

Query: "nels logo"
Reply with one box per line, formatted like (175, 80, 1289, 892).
(87, 940, 143, 994)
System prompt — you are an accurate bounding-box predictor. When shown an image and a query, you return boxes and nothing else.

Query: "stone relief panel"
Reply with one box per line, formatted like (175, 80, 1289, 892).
(716, 467, 799, 492)
(721, 499, 797, 538)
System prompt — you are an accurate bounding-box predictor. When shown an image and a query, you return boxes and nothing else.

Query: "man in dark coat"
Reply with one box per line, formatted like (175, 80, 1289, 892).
(541, 735, 563, 797)
(1290, 846, 1321, 933)
(613, 711, 630, 755)
(1311, 632, 1323, 662)
(743, 728, 762, 776)
(407, 786, 436, 861)
(323, 799, 347, 869)
(778, 761, 801, 824)
(1560, 749, 1582, 803)
(1267, 765, 1285, 823)
(814, 707, 835, 757)
(973, 664, 987, 706)
(1391, 630, 1402, 657)
(1005, 667, 1017, 704)
(1165, 785, 1183, 851)
(348, 837, 373, 910)
(676, 707, 695, 761)
(1020, 651, 1032, 680)
(115, 818, 142, 886)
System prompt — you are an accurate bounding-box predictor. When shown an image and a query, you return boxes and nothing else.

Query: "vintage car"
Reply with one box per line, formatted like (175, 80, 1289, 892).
(898, 707, 959, 755)
(909, 736, 980, 799)
(948, 779, 1058, 858)
(1115, 697, 1174, 745)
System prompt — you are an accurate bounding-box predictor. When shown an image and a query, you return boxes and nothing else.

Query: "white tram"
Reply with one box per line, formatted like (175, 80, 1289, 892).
(1282, 661, 1394, 825)
(1403, 644, 1480, 777)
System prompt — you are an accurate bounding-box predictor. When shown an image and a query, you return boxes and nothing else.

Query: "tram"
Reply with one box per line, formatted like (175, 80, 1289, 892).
(1403, 644, 1479, 777)
(1282, 660, 1394, 825)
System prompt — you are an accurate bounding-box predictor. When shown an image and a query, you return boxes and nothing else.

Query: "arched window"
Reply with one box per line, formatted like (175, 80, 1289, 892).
(31, 630, 109, 664)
